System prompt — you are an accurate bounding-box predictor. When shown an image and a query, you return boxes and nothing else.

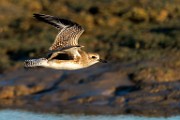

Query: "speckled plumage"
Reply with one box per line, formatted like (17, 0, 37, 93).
(24, 14, 105, 70)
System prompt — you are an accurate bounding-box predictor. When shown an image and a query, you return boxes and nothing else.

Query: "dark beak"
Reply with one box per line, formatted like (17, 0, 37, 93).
(99, 59, 107, 63)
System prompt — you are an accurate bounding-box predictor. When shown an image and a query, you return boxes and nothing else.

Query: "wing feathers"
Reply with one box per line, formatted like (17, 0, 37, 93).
(33, 13, 84, 57)
(33, 13, 75, 29)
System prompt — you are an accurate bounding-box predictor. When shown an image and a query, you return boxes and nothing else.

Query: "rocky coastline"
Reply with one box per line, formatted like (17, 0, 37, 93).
(0, 60, 180, 117)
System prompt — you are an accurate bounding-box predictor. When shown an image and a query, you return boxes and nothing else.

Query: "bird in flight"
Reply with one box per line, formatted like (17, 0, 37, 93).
(24, 14, 106, 70)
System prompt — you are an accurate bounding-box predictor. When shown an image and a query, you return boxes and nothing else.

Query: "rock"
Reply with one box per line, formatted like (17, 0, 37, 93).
(0, 62, 180, 116)
(14, 84, 45, 96)
(127, 7, 149, 22)
(114, 96, 126, 104)
(131, 67, 180, 83)
(156, 10, 169, 22)
(107, 17, 120, 27)
(0, 84, 49, 99)
(0, 86, 14, 99)
(150, 10, 169, 22)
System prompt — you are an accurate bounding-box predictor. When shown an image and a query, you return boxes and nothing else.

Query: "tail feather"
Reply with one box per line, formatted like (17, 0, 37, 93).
(24, 58, 47, 68)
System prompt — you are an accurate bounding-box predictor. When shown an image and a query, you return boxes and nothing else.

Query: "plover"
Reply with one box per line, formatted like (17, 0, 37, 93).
(24, 14, 106, 70)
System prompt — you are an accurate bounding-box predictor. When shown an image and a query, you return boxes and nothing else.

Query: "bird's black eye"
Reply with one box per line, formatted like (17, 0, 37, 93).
(92, 56, 96, 59)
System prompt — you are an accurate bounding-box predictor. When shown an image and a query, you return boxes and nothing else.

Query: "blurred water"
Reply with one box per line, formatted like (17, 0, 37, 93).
(0, 110, 180, 120)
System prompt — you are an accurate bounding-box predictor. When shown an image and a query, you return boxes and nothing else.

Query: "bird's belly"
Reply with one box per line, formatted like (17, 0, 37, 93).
(48, 62, 83, 70)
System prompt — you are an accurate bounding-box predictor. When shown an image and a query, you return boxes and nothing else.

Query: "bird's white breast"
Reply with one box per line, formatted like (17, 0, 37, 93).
(47, 61, 83, 70)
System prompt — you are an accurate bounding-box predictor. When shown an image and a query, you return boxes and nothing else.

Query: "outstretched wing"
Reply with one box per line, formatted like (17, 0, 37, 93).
(33, 13, 84, 51)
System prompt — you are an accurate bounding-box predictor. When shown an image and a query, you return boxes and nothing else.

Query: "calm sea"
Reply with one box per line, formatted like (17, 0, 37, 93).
(0, 110, 179, 120)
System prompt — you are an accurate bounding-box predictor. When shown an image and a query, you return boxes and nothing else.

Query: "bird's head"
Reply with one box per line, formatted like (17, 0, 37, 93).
(88, 53, 107, 65)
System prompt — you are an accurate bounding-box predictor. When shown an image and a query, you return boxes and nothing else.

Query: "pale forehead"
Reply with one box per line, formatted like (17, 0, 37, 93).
(88, 53, 99, 56)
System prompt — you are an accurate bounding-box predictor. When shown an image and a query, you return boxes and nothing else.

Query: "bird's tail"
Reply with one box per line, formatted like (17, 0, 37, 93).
(24, 58, 48, 68)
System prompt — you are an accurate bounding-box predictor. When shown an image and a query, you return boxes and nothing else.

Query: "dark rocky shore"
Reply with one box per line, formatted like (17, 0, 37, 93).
(0, 60, 180, 117)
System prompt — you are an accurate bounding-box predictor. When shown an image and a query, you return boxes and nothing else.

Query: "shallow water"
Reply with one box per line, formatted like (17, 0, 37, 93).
(0, 110, 180, 120)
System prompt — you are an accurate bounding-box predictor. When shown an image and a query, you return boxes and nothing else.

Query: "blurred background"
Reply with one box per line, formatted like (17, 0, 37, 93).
(0, 0, 180, 73)
(0, 0, 180, 117)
